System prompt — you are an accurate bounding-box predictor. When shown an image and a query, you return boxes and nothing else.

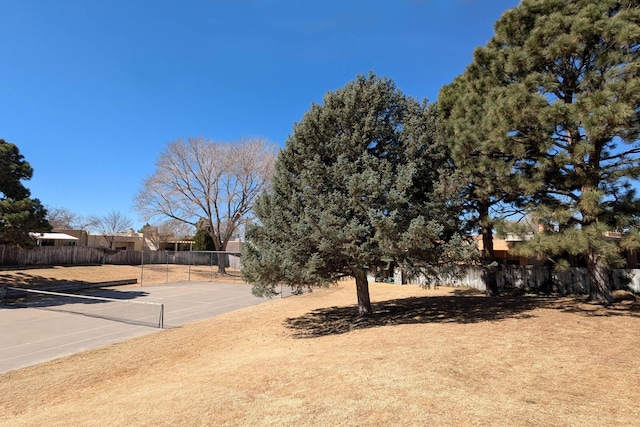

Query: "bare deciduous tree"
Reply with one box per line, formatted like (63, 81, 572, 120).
(134, 137, 277, 273)
(88, 211, 134, 249)
(47, 207, 96, 230)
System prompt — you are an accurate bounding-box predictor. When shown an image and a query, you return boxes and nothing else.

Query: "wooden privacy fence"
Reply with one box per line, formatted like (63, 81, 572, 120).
(0, 245, 241, 269)
(0, 245, 111, 266)
(3, 245, 639, 294)
(398, 266, 640, 294)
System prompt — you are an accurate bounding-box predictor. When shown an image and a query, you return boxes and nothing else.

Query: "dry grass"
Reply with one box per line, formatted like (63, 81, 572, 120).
(1, 265, 639, 426)
(0, 263, 243, 288)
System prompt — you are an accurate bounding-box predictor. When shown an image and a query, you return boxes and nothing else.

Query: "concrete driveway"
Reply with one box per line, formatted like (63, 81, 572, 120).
(0, 281, 273, 374)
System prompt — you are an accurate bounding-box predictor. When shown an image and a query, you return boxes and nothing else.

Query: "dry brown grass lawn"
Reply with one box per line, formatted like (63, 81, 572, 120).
(1, 265, 639, 426)
(0, 263, 243, 288)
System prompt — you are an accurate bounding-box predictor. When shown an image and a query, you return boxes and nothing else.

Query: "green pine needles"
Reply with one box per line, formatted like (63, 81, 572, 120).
(244, 1, 640, 309)
(440, 0, 640, 303)
(0, 139, 51, 247)
(242, 74, 472, 315)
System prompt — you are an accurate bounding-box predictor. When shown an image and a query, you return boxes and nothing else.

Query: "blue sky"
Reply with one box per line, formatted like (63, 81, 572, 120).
(0, 0, 520, 230)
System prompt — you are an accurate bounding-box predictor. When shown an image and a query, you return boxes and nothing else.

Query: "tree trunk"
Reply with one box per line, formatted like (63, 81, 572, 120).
(586, 252, 613, 304)
(217, 253, 227, 274)
(354, 270, 372, 316)
(211, 233, 227, 275)
(581, 179, 612, 304)
(479, 201, 499, 296)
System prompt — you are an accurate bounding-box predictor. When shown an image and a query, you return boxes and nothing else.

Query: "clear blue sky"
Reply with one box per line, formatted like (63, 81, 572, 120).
(0, 0, 520, 231)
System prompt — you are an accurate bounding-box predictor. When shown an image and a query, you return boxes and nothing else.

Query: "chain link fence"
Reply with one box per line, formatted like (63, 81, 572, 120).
(139, 250, 243, 285)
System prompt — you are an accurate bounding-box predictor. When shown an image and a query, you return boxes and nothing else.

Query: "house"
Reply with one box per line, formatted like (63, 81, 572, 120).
(225, 239, 243, 253)
(141, 225, 194, 251)
(475, 234, 539, 267)
(30, 232, 80, 247)
(52, 228, 89, 246)
(86, 229, 145, 251)
(32, 226, 241, 254)
(33, 227, 144, 251)
(477, 231, 640, 269)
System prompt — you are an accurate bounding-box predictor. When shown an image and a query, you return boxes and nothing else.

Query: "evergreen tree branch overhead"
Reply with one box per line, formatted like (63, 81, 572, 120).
(0, 139, 51, 246)
(0, 139, 33, 201)
(242, 73, 472, 316)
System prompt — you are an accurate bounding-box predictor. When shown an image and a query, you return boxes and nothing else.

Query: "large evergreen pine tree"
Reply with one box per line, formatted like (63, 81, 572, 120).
(439, 63, 538, 296)
(444, 0, 640, 303)
(242, 74, 471, 315)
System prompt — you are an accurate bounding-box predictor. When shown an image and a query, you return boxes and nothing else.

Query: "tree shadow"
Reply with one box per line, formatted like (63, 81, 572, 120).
(285, 295, 541, 338)
(285, 291, 640, 338)
(0, 271, 137, 292)
(542, 290, 640, 318)
(0, 271, 70, 287)
(0, 271, 106, 289)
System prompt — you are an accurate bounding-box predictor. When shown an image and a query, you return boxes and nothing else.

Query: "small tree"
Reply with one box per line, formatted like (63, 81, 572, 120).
(89, 211, 133, 249)
(46, 207, 77, 229)
(47, 207, 95, 230)
(193, 225, 215, 251)
(242, 74, 471, 315)
(0, 139, 50, 246)
(135, 138, 276, 273)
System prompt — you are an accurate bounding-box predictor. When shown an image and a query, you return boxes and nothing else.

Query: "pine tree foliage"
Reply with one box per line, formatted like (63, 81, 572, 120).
(443, 0, 640, 303)
(439, 56, 540, 296)
(193, 226, 215, 251)
(241, 74, 472, 315)
(0, 139, 50, 246)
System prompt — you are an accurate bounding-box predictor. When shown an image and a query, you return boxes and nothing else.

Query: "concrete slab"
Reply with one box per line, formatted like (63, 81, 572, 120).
(0, 281, 272, 374)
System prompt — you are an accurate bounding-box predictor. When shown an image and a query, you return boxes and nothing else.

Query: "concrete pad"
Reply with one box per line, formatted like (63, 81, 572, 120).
(0, 281, 273, 374)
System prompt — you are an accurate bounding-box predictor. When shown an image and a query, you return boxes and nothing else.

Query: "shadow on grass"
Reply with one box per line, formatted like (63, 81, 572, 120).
(542, 290, 640, 318)
(285, 295, 541, 338)
(286, 291, 640, 338)
(0, 271, 103, 289)
(0, 270, 138, 290)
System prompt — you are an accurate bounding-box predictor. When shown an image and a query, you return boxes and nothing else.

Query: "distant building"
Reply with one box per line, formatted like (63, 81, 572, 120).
(30, 232, 80, 247)
(29, 226, 239, 254)
(86, 228, 145, 251)
(475, 234, 539, 267)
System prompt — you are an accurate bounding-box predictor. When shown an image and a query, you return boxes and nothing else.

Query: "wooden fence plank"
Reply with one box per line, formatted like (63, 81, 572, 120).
(401, 265, 639, 294)
(0, 246, 241, 269)
(2, 246, 637, 295)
